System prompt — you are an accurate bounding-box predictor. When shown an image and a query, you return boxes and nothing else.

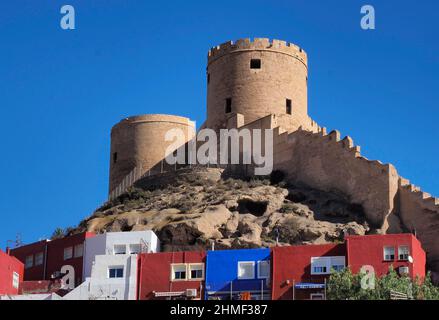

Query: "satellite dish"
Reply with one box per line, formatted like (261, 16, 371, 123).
(408, 256, 414, 263)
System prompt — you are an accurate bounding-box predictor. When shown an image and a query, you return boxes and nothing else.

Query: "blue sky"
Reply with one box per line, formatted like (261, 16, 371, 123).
(0, 0, 438, 247)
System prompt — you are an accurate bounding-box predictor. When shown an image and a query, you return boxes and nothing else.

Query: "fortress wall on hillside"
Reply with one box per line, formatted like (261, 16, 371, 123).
(398, 179, 439, 271)
(228, 113, 400, 229)
(273, 127, 400, 229)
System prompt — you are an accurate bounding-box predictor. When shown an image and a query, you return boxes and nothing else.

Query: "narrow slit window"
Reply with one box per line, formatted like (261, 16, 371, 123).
(113, 152, 118, 164)
(225, 98, 232, 113)
(207, 73, 210, 84)
(250, 59, 261, 69)
(286, 99, 292, 115)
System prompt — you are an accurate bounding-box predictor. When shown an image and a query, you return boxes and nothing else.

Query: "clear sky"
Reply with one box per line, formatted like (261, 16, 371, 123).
(0, 0, 438, 248)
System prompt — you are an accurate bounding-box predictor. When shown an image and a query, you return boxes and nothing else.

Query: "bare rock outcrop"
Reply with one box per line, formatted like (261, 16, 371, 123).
(72, 175, 370, 251)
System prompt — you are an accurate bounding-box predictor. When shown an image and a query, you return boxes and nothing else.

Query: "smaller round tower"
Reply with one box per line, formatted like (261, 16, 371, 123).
(109, 114, 195, 193)
(206, 38, 309, 132)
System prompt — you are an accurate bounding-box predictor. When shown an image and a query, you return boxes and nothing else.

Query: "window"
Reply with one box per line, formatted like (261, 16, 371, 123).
(257, 260, 270, 279)
(250, 59, 261, 69)
(311, 256, 345, 275)
(207, 73, 210, 84)
(330, 256, 345, 272)
(314, 266, 327, 274)
(398, 246, 410, 260)
(384, 246, 395, 261)
(129, 244, 141, 254)
(25, 255, 33, 269)
(113, 244, 126, 255)
(189, 264, 204, 280)
(286, 99, 292, 115)
(74, 244, 84, 258)
(238, 261, 255, 280)
(225, 98, 232, 113)
(108, 266, 124, 278)
(64, 247, 73, 260)
(113, 152, 118, 164)
(332, 265, 344, 272)
(35, 252, 44, 266)
(171, 264, 187, 281)
(311, 257, 328, 275)
(12, 272, 19, 289)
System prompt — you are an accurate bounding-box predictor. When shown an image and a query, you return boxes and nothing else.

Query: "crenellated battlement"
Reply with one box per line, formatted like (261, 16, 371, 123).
(207, 38, 307, 65)
(399, 177, 439, 209)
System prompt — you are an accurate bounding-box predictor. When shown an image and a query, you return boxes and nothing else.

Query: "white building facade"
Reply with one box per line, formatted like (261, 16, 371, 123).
(65, 230, 160, 300)
(83, 230, 160, 280)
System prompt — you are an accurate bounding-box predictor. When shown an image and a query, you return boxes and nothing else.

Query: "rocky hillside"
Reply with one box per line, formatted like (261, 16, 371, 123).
(72, 169, 372, 252)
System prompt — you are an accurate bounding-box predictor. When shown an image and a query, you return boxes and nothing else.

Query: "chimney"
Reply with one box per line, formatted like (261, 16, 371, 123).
(6, 246, 11, 255)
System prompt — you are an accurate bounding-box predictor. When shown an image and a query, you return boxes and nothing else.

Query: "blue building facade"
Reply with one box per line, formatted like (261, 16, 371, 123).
(205, 248, 271, 300)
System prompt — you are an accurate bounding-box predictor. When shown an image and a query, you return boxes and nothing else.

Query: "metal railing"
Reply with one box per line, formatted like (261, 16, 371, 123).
(108, 161, 226, 201)
(390, 290, 411, 300)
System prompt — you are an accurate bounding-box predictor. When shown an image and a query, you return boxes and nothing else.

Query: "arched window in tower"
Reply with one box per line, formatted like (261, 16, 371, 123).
(286, 99, 292, 115)
(225, 98, 232, 113)
(250, 59, 261, 69)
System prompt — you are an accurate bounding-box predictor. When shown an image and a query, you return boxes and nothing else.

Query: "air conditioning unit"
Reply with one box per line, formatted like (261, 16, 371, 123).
(186, 289, 197, 297)
(399, 266, 409, 274)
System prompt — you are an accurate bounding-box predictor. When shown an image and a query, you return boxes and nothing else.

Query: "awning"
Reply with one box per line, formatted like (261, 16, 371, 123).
(294, 283, 325, 289)
(154, 291, 185, 297)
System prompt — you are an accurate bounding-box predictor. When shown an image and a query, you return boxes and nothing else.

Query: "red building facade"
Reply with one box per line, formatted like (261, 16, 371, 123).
(0, 249, 24, 295)
(271, 243, 346, 300)
(137, 251, 206, 300)
(9, 232, 95, 287)
(345, 234, 426, 279)
(271, 233, 426, 300)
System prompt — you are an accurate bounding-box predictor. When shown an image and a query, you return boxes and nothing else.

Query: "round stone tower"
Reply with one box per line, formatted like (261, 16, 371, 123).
(205, 38, 308, 132)
(109, 114, 195, 193)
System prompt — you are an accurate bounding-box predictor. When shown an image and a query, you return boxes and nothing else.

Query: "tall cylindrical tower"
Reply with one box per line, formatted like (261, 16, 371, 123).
(109, 114, 195, 193)
(205, 38, 308, 131)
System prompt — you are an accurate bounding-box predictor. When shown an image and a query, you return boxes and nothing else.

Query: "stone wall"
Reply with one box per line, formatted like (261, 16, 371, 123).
(206, 38, 308, 132)
(274, 128, 400, 229)
(109, 114, 195, 193)
(228, 113, 400, 229)
(398, 179, 439, 272)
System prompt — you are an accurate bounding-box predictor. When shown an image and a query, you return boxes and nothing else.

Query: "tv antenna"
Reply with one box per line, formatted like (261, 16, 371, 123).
(6, 233, 22, 249)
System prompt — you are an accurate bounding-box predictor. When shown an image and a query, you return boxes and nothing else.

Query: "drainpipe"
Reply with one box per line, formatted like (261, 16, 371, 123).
(292, 280, 295, 300)
(230, 281, 233, 300)
(43, 241, 48, 280)
(137, 254, 142, 300)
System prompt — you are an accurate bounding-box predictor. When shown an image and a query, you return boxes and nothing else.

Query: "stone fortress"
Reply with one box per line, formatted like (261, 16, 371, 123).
(108, 38, 439, 273)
